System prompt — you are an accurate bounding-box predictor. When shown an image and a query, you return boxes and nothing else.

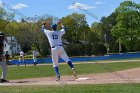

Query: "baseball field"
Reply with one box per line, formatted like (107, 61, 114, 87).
(0, 59, 140, 93)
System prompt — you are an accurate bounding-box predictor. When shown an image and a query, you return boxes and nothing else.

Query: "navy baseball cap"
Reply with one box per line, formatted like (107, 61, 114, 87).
(51, 23, 57, 29)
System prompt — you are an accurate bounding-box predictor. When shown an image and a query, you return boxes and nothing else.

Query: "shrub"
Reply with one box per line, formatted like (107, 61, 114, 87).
(91, 43, 107, 56)
(134, 41, 140, 51)
(109, 42, 127, 53)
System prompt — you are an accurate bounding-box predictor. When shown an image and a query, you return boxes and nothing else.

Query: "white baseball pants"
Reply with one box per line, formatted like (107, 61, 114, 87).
(51, 46, 70, 67)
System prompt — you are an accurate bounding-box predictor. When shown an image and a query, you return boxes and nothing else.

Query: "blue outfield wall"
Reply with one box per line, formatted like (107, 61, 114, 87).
(10, 52, 140, 65)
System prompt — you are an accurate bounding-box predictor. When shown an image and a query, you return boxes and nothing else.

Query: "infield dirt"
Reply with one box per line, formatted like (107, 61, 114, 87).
(1, 67, 140, 86)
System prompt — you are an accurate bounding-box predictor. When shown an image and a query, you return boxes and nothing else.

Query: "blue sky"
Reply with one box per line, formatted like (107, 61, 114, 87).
(0, 0, 140, 26)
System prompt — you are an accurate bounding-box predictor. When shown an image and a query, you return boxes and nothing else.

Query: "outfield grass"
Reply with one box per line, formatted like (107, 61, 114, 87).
(0, 84, 140, 93)
(0, 60, 140, 93)
(1, 61, 140, 80)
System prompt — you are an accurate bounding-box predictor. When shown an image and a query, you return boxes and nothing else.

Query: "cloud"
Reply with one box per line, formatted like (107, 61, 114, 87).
(11, 3, 28, 10)
(95, 1, 103, 5)
(68, 2, 96, 10)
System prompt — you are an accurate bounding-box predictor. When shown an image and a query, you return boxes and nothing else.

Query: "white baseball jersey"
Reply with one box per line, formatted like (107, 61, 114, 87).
(43, 29, 65, 48)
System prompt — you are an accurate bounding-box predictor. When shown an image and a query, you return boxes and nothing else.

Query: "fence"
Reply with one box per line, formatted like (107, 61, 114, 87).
(9, 52, 140, 65)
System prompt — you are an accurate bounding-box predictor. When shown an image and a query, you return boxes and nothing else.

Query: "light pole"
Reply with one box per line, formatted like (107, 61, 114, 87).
(119, 38, 122, 54)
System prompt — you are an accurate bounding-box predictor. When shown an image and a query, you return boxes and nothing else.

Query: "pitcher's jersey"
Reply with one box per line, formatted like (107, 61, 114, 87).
(43, 29, 65, 48)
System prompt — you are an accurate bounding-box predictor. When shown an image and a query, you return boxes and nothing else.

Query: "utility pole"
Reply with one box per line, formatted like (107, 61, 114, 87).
(119, 38, 122, 54)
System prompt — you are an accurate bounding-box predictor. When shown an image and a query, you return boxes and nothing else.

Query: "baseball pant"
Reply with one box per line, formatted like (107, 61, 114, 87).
(51, 46, 70, 67)
(0, 61, 7, 79)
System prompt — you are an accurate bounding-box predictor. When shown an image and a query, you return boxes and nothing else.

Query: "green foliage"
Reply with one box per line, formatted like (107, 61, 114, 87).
(90, 12, 118, 55)
(65, 44, 86, 56)
(0, 7, 14, 31)
(1, 1, 140, 56)
(4, 14, 90, 56)
(100, 12, 118, 43)
(91, 43, 107, 56)
(109, 42, 127, 53)
(61, 13, 90, 44)
(90, 22, 103, 43)
(5, 19, 50, 57)
(0, 19, 9, 31)
(133, 40, 140, 51)
(111, 1, 140, 51)
(0, 7, 7, 19)
(65, 43, 93, 56)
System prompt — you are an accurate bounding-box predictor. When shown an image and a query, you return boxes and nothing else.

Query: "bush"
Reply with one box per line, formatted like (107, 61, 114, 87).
(91, 43, 107, 56)
(65, 43, 93, 56)
(134, 41, 140, 51)
(109, 42, 127, 53)
(65, 44, 84, 56)
(65, 43, 107, 56)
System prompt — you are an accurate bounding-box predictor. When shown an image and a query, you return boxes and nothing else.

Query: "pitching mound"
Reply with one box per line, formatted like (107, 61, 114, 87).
(1, 67, 140, 86)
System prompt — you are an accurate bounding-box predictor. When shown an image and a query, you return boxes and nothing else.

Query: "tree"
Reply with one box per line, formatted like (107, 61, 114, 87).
(61, 13, 90, 44)
(0, 7, 14, 31)
(99, 12, 118, 44)
(90, 12, 118, 54)
(5, 18, 51, 56)
(90, 22, 104, 44)
(111, 1, 140, 51)
(59, 13, 91, 56)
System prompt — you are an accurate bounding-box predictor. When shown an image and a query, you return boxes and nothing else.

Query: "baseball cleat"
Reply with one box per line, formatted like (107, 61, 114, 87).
(72, 68, 78, 80)
(56, 76, 60, 81)
(0, 79, 9, 83)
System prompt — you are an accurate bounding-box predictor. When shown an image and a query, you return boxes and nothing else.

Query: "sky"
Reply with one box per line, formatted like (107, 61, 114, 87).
(0, 0, 140, 26)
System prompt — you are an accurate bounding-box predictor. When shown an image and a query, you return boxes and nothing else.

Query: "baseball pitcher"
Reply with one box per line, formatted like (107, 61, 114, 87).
(41, 20, 77, 81)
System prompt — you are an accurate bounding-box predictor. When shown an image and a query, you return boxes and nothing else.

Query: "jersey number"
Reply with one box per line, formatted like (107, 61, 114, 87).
(52, 35, 58, 39)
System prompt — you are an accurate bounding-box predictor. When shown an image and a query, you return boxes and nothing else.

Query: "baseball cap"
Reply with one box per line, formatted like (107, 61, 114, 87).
(51, 23, 57, 29)
(0, 32, 4, 36)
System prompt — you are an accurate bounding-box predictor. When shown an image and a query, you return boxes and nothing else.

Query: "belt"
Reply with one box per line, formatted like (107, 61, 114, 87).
(51, 45, 62, 48)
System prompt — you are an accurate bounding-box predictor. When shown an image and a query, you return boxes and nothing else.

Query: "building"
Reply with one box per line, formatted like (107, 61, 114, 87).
(4, 36, 21, 55)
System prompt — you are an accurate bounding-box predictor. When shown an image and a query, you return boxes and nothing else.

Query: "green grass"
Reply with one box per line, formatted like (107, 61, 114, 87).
(0, 84, 140, 93)
(1, 61, 140, 80)
(0, 60, 140, 93)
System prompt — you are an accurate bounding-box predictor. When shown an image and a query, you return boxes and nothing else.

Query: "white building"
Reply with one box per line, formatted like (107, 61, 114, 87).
(4, 36, 21, 55)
